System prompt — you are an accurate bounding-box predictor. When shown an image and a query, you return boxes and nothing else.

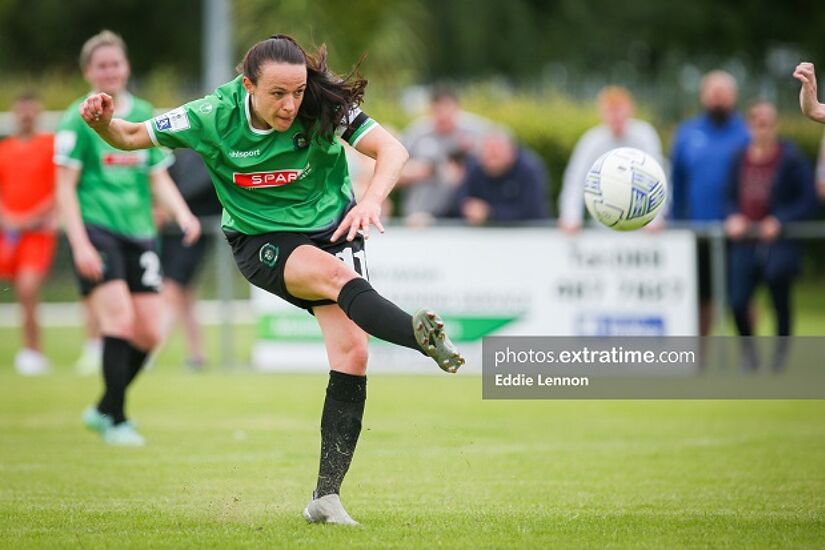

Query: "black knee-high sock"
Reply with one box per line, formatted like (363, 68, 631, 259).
(96, 336, 132, 425)
(315, 370, 367, 497)
(125, 344, 149, 386)
(337, 278, 420, 351)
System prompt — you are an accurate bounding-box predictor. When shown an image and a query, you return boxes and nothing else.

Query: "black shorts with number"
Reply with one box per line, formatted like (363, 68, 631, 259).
(224, 223, 368, 312)
(74, 224, 163, 297)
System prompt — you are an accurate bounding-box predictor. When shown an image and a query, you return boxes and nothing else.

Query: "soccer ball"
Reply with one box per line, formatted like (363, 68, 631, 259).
(584, 147, 667, 231)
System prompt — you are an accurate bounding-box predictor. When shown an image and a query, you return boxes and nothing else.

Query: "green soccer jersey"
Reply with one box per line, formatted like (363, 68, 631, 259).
(55, 93, 171, 238)
(144, 76, 378, 235)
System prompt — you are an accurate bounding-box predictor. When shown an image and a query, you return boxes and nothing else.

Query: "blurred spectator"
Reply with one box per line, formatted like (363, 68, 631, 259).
(670, 70, 750, 335)
(157, 148, 221, 371)
(0, 93, 56, 375)
(816, 130, 825, 201)
(398, 86, 495, 225)
(724, 101, 816, 368)
(451, 131, 550, 225)
(558, 86, 664, 232)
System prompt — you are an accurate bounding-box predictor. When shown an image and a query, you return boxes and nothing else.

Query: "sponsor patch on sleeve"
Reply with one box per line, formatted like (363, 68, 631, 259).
(154, 107, 190, 133)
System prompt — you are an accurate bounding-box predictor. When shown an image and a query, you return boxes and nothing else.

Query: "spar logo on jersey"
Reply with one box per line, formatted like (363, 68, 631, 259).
(233, 169, 302, 188)
(102, 151, 147, 167)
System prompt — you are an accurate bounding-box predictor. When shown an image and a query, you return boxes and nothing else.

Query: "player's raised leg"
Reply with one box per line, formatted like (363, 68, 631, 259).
(284, 244, 464, 372)
(303, 303, 367, 525)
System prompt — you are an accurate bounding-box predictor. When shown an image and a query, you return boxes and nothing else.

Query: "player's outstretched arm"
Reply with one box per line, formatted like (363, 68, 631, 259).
(79, 92, 154, 150)
(794, 62, 825, 124)
(331, 126, 409, 242)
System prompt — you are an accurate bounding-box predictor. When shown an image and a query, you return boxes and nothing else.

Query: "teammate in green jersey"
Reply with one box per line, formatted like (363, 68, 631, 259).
(55, 30, 201, 447)
(78, 34, 464, 524)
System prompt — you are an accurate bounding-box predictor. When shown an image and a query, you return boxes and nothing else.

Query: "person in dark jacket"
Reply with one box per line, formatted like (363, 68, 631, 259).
(723, 101, 816, 367)
(157, 148, 222, 370)
(452, 131, 550, 225)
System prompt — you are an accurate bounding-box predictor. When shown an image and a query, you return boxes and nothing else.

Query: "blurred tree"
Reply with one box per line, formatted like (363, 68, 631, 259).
(421, 0, 825, 82)
(233, 0, 427, 85)
(0, 0, 201, 80)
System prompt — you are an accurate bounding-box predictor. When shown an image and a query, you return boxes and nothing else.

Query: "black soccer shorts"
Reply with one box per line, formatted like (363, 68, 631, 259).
(74, 224, 163, 296)
(160, 232, 213, 287)
(224, 225, 369, 312)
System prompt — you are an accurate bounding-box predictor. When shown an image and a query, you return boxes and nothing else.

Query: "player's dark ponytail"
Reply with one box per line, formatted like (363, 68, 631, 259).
(239, 34, 368, 142)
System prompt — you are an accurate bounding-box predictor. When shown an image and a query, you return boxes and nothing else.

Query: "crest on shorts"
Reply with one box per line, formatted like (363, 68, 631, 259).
(259, 243, 279, 267)
(293, 132, 309, 150)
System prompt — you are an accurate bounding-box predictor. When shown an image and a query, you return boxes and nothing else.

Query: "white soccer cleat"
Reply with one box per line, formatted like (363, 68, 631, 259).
(14, 348, 51, 376)
(303, 493, 359, 525)
(103, 423, 145, 447)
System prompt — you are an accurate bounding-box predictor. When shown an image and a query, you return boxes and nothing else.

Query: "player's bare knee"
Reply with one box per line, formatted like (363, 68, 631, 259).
(134, 324, 161, 350)
(100, 309, 136, 340)
(327, 261, 359, 296)
(104, 323, 134, 341)
(15, 275, 41, 302)
(340, 335, 369, 374)
(16, 285, 38, 304)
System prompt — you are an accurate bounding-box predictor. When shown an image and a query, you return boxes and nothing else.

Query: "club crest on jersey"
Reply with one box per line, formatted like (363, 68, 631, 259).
(259, 243, 279, 267)
(293, 133, 309, 150)
(233, 169, 303, 188)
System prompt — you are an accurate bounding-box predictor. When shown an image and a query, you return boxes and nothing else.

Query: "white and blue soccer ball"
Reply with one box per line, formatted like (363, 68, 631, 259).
(584, 147, 667, 231)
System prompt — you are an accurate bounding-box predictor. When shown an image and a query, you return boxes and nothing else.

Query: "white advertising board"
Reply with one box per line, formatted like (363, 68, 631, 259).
(252, 228, 697, 372)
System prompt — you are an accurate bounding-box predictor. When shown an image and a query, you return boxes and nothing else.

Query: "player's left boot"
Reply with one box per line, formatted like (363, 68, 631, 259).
(303, 493, 359, 525)
(102, 422, 146, 447)
(412, 309, 465, 373)
(82, 406, 113, 435)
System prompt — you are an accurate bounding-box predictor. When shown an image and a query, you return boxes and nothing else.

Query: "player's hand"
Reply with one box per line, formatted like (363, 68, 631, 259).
(793, 62, 825, 122)
(331, 199, 384, 242)
(759, 216, 781, 242)
(73, 242, 103, 281)
(558, 220, 582, 234)
(79, 93, 115, 131)
(177, 212, 202, 246)
(724, 214, 749, 240)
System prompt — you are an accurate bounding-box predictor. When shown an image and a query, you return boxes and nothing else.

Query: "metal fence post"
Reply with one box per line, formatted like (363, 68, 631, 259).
(709, 227, 728, 335)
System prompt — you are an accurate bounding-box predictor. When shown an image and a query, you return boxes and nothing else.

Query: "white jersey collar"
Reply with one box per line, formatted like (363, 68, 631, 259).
(244, 92, 275, 136)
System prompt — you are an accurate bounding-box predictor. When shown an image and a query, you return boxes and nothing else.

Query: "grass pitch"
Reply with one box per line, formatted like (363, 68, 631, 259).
(1, 327, 824, 549)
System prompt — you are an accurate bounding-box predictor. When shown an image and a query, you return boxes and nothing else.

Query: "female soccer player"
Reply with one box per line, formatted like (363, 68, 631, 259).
(77, 34, 464, 524)
(55, 30, 201, 446)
